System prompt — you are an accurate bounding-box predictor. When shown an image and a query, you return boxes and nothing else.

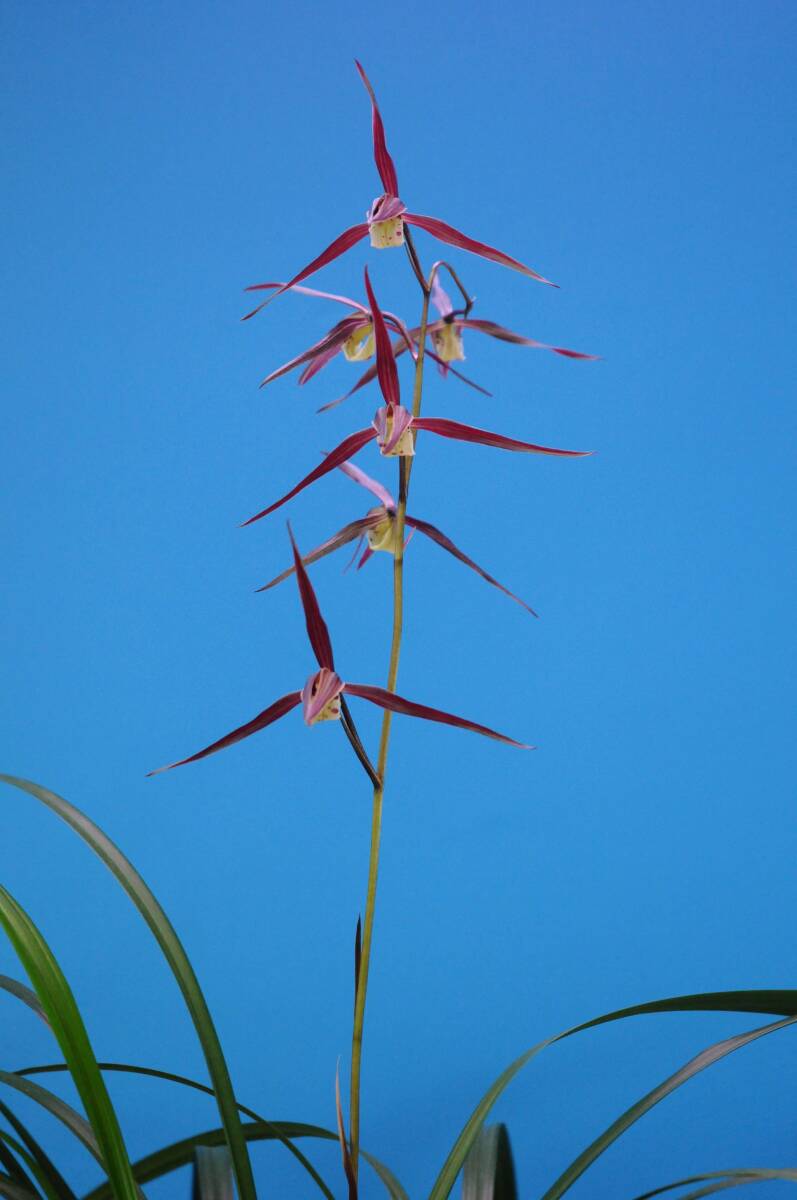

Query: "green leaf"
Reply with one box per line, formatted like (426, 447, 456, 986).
(0, 774, 257, 1200)
(0, 1100, 76, 1200)
(0, 1072, 100, 1166)
(16, 1063, 335, 1200)
(0, 1133, 61, 1200)
(0, 886, 139, 1200)
(540, 1016, 797, 1199)
(21, 1065, 408, 1200)
(462, 1125, 517, 1200)
(82, 1121, 409, 1200)
(192, 1146, 233, 1200)
(0, 1131, 39, 1198)
(0, 1176, 40, 1200)
(0, 978, 48, 1027)
(629, 1167, 797, 1200)
(427, 990, 797, 1200)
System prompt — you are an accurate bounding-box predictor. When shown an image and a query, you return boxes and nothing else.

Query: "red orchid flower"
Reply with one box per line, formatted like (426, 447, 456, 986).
(148, 527, 528, 775)
(245, 61, 555, 315)
(248, 281, 488, 399)
(426, 275, 599, 366)
(256, 458, 538, 616)
(241, 268, 590, 528)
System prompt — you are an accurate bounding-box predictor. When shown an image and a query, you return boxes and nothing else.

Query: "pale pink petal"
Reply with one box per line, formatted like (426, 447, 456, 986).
(301, 667, 345, 725)
(373, 404, 414, 455)
(430, 276, 455, 317)
(366, 193, 406, 224)
(336, 459, 396, 510)
(243, 281, 367, 313)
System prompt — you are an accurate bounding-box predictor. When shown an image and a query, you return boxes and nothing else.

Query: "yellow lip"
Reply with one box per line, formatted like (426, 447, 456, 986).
(342, 323, 375, 362)
(431, 323, 465, 363)
(366, 514, 400, 553)
(369, 215, 405, 249)
(312, 695, 342, 723)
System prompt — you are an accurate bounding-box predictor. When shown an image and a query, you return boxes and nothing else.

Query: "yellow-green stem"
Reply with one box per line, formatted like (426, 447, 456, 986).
(349, 273, 432, 1180)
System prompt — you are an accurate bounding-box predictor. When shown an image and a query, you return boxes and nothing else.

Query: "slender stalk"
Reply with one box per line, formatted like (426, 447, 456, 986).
(348, 245, 436, 1181)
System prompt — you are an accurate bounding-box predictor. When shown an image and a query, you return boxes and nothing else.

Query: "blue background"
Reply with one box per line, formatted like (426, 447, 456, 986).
(2, 1, 796, 1196)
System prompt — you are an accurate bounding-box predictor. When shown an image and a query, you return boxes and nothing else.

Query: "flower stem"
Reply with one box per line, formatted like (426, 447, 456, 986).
(348, 253, 435, 1182)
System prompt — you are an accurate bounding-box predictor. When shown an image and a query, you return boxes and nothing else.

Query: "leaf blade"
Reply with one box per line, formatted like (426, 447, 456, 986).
(0, 775, 258, 1200)
(427, 990, 797, 1200)
(0, 888, 139, 1199)
(540, 1016, 797, 1200)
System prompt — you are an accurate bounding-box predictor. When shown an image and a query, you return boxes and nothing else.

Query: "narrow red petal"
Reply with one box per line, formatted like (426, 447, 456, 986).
(343, 683, 530, 747)
(255, 516, 380, 592)
(147, 692, 302, 774)
(259, 318, 360, 389)
(413, 416, 591, 457)
(298, 342, 342, 385)
(406, 515, 538, 615)
(460, 319, 598, 360)
(241, 427, 377, 526)
(444, 362, 493, 398)
(316, 334, 411, 413)
(404, 213, 557, 287)
(355, 60, 399, 196)
(423, 342, 493, 396)
(344, 534, 366, 572)
(288, 525, 335, 671)
(363, 267, 400, 408)
(242, 224, 369, 318)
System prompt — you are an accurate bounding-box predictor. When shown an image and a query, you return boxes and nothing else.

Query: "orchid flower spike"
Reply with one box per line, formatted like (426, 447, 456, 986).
(241, 269, 591, 527)
(257, 459, 538, 616)
(245, 62, 557, 312)
(148, 528, 528, 774)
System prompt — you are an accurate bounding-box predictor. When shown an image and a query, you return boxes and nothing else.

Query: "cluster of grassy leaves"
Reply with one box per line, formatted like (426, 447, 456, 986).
(1, 775, 795, 1199)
